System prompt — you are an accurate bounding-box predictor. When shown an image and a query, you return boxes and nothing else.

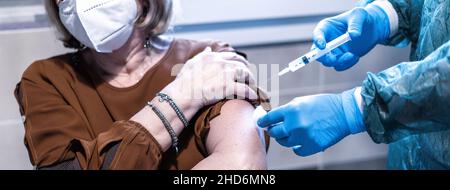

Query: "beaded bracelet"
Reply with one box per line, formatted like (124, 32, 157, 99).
(147, 101, 179, 153)
(156, 92, 189, 128)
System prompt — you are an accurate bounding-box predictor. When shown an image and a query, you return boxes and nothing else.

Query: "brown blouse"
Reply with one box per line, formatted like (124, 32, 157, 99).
(14, 39, 270, 170)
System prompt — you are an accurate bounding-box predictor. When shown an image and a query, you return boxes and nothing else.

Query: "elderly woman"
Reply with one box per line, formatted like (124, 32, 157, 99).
(14, 0, 270, 170)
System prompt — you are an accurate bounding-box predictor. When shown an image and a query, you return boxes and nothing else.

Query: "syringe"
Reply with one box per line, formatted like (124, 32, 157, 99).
(278, 33, 352, 76)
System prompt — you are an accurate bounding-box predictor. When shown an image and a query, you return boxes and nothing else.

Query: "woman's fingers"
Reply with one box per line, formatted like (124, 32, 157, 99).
(233, 66, 256, 86)
(200, 46, 213, 54)
(228, 82, 258, 100)
(227, 82, 258, 100)
(213, 59, 256, 86)
(216, 51, 249, 65)
(176, 47, 259, 107)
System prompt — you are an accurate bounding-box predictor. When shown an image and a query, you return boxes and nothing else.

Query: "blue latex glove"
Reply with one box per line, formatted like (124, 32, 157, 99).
(312, 4, 391, 71)
(257, 88, 366, 156)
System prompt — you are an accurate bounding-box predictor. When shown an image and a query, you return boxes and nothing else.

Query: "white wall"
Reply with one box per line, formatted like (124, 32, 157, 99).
(175, 0, 356, 24)
(171, 0, 357, 46)
(0, 28, 70, 170)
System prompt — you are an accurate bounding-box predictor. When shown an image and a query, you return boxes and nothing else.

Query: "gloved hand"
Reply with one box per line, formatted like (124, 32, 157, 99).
(257, 88, 366, 156)
(312, 4, 391, 71)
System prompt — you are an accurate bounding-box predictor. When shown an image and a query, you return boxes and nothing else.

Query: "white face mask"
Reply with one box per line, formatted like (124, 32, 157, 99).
(58, 0, 138, 53)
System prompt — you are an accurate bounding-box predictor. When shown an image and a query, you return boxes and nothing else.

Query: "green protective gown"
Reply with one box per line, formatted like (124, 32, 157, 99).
(359, 0, 450, 169)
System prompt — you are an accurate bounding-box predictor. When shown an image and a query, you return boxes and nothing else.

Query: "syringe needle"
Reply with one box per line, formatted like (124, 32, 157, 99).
(278, 68, 290, 76)
(277, 33, 351, 77)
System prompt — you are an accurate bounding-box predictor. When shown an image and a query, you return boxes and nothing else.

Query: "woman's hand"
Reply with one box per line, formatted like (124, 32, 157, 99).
(162, 47, 258, 119)
(132, 47, 258, 152)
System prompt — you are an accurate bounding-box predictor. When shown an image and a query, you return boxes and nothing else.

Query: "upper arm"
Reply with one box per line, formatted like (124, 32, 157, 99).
(204, 100, 267, 169)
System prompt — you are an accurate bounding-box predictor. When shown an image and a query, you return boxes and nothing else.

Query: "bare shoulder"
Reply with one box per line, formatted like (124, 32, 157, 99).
(220, 99, 254, 117)
(209, 100, 256, 132)
(207, 99, 263, 150)
(205, 99, 267, 169)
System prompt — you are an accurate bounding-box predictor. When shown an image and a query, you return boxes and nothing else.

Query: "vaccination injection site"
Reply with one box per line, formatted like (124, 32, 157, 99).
(0, 0, 449, 179)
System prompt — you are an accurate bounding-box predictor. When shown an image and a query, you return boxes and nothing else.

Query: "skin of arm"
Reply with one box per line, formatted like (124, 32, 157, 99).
(131, 96, 197, 152)
(192, 100, 268, 170)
